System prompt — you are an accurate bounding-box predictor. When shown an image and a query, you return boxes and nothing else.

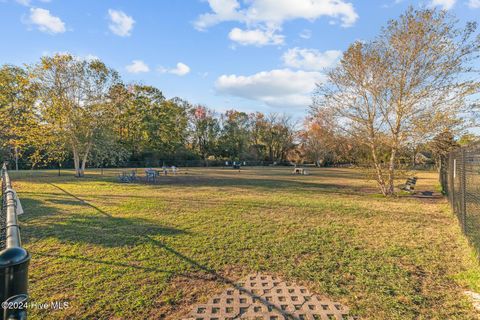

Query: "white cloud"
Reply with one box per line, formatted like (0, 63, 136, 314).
(126, 60, 150, 73)
(194, 0, 244, 31)
(28, 7, 66, 34)
(158, 62, 191, 76)
(429, 0, 456, 9)
(17, 0, 52, 5)
(299, 29, 312, 39)
(108, 9, 134, 37)
(16, 0, 30, 6)
(468, 0, 480, 8)
(195, 0, 358, 30)
(282, 48, 342, 71)
(215, 69, 324, 108)
(228, 27, 284, 46)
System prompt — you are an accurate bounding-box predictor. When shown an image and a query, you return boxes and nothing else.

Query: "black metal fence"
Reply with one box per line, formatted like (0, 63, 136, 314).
(441, 142, 480, 253)
(0, 163, 30, 320)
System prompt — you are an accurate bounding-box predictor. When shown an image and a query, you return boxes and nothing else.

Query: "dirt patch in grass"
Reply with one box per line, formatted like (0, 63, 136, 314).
(150, 266, 246, 320)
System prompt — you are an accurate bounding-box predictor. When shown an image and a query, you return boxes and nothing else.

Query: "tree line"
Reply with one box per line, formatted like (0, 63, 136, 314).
(0, 55, 297, 176)
(1, 7, 479, 195)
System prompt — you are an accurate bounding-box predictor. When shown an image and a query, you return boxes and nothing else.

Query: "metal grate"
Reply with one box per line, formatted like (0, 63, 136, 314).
(183, 273, 352, 320)
(441, 142, 480, 253)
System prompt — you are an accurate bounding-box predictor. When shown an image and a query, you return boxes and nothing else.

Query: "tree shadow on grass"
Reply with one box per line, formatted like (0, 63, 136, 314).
(48, 183, 113, 217)
(33, 235, 294, 319)
(20, 187, 188, 248)
(21, 202, 293, 317)
(24, 214, 187, 247)
(19, 183, 301, 317)
(133, 176, 371, 195)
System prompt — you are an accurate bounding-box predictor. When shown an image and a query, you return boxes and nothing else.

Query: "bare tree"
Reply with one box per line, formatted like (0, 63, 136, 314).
(314, 8, 480, 195)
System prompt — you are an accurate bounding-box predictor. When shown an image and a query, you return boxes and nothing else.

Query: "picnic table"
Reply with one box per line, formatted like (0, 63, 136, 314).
(145, 169, 159, 183)
(118, 170, 137, 183)
(144, 166, 179, 183)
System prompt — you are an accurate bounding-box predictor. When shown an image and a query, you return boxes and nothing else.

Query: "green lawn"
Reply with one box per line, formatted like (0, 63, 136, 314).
(11, 167, 480, 319)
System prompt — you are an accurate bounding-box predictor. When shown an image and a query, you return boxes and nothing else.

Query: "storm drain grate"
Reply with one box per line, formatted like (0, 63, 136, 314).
(183, 273, 352, 320)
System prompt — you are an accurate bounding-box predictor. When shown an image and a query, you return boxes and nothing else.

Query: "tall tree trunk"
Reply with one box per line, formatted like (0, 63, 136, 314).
(14, 146, 19, 171)
(73, 146, 81, 178)
(367, 122, 388, 195)
(370, 143, 388, 196)
(412, 145, 417, 167)
(202, 152, 208, 167)
(80, 142, 92, 177)
(387, 147, 397, 195)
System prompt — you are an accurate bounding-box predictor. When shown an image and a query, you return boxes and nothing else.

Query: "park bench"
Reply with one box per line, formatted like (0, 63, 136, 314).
(293, 167, 308, 175)
(118, 170, 137, 183)
(401, 177, 417, 192)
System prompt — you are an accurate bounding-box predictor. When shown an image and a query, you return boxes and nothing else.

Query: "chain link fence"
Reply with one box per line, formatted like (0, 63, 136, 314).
(441, 142, 480, 252)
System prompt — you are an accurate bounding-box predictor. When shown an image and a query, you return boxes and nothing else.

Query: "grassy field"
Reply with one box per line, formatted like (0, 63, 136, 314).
(10, 167, 480, 319)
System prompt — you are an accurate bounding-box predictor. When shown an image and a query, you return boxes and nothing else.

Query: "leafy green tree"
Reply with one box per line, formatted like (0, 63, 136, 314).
(0, 64, 41, 168)
(110, 85, 190, 162)
(145, 99, 189, 157)
(262, 114, 297, 162)
(457, 133, 478, 146)
(33, 54, 121, 177)
(219, 110, 250, 160)
(248, 112, 268, 160)
(429, 129, 459, 161)
(189, 105, 220, 165)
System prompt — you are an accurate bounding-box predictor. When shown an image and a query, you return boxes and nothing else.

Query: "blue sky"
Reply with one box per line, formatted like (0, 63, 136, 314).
(0, 0, 479, 116)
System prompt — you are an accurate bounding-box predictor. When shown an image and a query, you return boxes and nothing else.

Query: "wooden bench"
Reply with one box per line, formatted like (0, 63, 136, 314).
(401, 177, 417, 192)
